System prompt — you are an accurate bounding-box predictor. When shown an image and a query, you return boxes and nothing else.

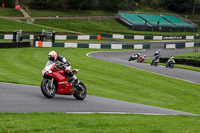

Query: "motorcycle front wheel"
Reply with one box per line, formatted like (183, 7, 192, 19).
(151, 60, 154, 66)
(41, 78, 56, 98)
(73, 82, 87, 100)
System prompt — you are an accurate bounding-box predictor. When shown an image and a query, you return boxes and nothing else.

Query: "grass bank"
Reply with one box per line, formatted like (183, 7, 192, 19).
(30, 10, 115, 17)
(35, 19, 200, 35)
(174, 52, 200, 61)
(0, 113, 200, 133)
(0, 19, 60, 32)
(0, 48, 199, 114)
(0, 8, 23, 17)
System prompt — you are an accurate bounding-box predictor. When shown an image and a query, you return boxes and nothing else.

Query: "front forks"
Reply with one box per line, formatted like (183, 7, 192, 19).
(48, 77, 54, 88)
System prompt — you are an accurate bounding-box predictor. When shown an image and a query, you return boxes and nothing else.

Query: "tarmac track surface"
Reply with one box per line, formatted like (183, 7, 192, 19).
(88, 48, 200, 84)
(0, 48, 199, 116)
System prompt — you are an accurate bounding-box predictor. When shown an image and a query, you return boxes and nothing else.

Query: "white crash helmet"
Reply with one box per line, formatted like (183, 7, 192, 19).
(48, 51, 57, 61)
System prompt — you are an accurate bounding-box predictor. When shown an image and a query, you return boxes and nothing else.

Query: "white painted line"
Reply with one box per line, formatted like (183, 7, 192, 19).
(64, 112, 173, 115)
(0, 82, 39, 88)
(86, 50, 145, 57)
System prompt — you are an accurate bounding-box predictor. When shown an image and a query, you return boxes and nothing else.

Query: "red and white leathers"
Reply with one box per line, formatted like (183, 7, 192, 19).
(48, 51, 79, 84)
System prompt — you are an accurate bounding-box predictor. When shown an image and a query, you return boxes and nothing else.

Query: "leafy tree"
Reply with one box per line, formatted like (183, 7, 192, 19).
(29, 0, 51, 9)
(69, 0, 88, 11)
(85, 0, 99, 10)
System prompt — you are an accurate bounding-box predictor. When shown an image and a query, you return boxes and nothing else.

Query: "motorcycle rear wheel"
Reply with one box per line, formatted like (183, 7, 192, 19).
(41, 78, 56, 98)
(154, 62, 158, 67)
(73, 82, 87, 100)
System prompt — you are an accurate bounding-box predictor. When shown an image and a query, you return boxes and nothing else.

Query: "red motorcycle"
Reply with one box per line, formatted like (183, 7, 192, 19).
(41, 61, 87, 100)
(137, 55, 146, 63)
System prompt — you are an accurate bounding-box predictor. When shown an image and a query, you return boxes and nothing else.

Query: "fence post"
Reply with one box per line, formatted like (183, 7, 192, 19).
(12, 31, 17, 43)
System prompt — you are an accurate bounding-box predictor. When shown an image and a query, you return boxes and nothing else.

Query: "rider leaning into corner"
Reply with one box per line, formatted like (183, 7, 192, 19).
(48, 50, 79, 85)
(154, 49, 161, 56)
(154, 49, 161, 59)
(167, 56, 175, 64)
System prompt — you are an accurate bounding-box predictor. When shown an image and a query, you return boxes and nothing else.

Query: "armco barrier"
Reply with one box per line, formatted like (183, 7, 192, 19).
(1, 34, 199, 40)
(35, 41, 150, 49)
(0, 35, 101, 40)
(101, 33, 200, 40)
(164, 42, 200, 49)
(0, 41, 31, 48)
(160, 58, 200, 67)
(0, 33, 200, 40)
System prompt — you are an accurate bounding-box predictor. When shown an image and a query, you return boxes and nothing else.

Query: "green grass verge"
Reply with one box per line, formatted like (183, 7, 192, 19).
(144, 58, 200, 72)
(30, 10, 115, 17)
(0, 48, 200, 115)
(173, 52, 200, 61)
(0, 113, 200, 133)
(0, 8, 23, 17)
(0, 18, 61, 32)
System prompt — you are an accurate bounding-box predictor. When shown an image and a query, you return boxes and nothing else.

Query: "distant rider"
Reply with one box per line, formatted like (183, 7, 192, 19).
(48, 50, 79, 85)
(135, 53, 141, 61)
(167, 56, 175, 65)
(154, 49, 161, 57)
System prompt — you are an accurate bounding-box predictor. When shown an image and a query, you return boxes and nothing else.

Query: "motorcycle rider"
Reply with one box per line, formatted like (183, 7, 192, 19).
(154, 49, 161, 56)
(167, 56, 175, 67)
(135, 53, 141, 62)
(136, 53, 141, 58)
(48, 50, 79, 85)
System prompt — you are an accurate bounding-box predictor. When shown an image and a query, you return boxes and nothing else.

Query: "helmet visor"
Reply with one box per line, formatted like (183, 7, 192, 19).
(48, 55, 54, 61)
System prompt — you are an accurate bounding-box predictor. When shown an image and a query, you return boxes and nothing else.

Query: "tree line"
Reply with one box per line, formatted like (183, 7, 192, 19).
(1, 0, 200, 14)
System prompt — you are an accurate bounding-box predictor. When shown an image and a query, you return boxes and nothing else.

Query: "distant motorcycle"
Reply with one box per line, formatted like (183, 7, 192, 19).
(151, 56, 159, 67)
(166, 60, 175, 68)
(128, 54, 139, 61)
(137, 55, 146, 63)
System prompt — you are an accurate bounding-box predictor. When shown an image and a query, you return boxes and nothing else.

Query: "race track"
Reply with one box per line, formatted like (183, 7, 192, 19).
(88, 48, 200, 84)
(0, 82, 197, 115)
(0, 48, 199, 116)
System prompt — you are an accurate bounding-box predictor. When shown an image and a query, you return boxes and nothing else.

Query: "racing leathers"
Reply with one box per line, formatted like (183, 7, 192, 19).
(55, 54, 79, 85)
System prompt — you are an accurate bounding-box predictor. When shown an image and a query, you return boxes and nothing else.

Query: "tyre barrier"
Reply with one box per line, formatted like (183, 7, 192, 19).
(160, 58, 200, 67)
(34, 41, 150, 49)
(0, 41, 31, 48)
